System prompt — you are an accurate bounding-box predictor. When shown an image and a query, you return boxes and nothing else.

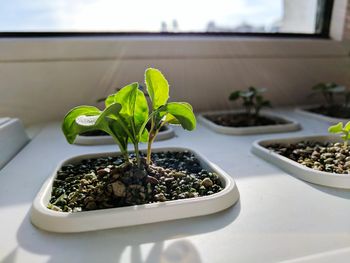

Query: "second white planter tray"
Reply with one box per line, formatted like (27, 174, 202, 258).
(0, 118, 29, 169)
(251, 135, 350, 189)
(295, 105, 350, 124)
(198, 110, 300, 135)
(31, 147, 240, 233)
(74, 126, 175, 145)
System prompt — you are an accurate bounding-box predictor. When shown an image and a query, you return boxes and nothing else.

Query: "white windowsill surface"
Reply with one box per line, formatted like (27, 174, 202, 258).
(0, 37, 348, 63)
(1, 108, 350, 262)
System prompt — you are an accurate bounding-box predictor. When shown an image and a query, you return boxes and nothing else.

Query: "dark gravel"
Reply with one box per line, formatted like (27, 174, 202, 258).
(205, 113, 286, 127)
(308, 105, 350, 119)
(48, 151, 224, 212)
(267, 141, 350, 174)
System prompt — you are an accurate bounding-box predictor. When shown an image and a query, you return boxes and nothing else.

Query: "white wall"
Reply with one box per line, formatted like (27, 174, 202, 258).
(0, 36, 349, 125)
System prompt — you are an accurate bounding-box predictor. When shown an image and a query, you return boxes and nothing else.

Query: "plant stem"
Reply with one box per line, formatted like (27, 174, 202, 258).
(254, 101, 260, 118)
(134, 142, 141, 167)
(146, 116, 155, 165)
(345, 131, 349, 148)
(129, 117, 141, 167)
(147, 124, 163, 165)
(147, 134, 155, 165)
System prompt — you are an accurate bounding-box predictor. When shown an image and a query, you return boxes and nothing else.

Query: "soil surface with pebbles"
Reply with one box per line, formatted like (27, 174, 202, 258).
(308, 105, 350, 119)
(205, 113, 286, 127)
(48, 151, 223, 212)
(267, 141, 350, 174)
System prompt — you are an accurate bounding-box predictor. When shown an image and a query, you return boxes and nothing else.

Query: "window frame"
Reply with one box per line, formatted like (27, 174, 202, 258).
(0, 0, 334, 39)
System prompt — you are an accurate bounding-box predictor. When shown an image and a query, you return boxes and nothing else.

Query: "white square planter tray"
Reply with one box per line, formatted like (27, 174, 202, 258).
(198, 110, 300, 135)
(31, 147, 240, 233)
(295, 105, 350, 124)
(74, 126, 175, 145)
(251, 135, 350, 189)
(0, 117, 10, 126)
(0, 118, 29, 169)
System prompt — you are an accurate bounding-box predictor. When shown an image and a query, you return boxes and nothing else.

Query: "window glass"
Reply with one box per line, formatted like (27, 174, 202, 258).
(0, 0, 324, 34)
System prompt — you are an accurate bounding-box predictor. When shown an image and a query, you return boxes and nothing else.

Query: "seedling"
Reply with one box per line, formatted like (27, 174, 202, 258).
(328, 121, 350, 146)
(62, 68, 196, 169)
(311, 82, 346, 107)
(229, 86, 271, 118)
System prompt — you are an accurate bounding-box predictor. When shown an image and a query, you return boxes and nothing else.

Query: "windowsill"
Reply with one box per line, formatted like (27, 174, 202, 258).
(0, 35, 348, 62)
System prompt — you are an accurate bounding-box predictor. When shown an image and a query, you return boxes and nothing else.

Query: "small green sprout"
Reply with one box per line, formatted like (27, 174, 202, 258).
(62, 68, 196, 168)
(311, 82, 346, 107)
(229, 86, 271, 118)
(328, 121, 350, 146)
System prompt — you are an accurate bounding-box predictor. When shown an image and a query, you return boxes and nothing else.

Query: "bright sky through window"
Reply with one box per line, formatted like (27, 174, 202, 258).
(0, 0, 318, 33)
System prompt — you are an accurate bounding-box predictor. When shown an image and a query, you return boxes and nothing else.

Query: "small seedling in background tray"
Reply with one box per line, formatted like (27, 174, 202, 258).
(311, 82, 346, 107)
(328, 121, 350, 147)
(229, 86, 271, 119)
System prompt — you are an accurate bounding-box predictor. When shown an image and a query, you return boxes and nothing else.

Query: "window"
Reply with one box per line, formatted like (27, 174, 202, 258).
(0, 0, 333, 36)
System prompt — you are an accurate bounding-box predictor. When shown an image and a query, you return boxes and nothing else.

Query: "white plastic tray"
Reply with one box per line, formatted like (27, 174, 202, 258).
(0, 117, 10, 126)
(0, 118, 29, 169)
(295, 105, 350, 124)
(74, 126, 175, 145)
(251, 135, 350, 189)
(31, 147, 239, 233)
(198, 110, 300, 135)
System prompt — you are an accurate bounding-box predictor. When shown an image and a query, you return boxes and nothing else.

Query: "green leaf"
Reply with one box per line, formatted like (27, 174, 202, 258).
(114, 83, 138, 116)
(114, 82, 149, 140)
(162, 102, 192, 125)
(256, 95, 263, 103)
(62, 106, 101, 144)
(133, 89, 149, 131)
(181, 102, 193, 111)
(240, 90, 254, 98)
(100, 103, 123, 122)
(163, 113, 179, 125)
(86, 103, 129, 154)
(248, 86, 257, 94)
(139, 128, 149, 143)
(145, 68, 169, 109)
(162, 102, 196, 130)
(61, 103, 127, 153)
(312, 83, 325, 91)
(328, 122, 343, 134)
(312, 83, 344, 93)
(108, 120, 128, 146)
(105, 94, 115, 107)
(229, 91, 240, 101)
(257, 96, 271, 107)
(344, 121, 350, 131)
